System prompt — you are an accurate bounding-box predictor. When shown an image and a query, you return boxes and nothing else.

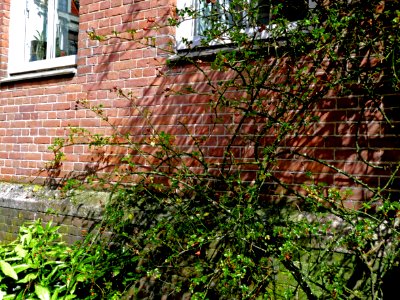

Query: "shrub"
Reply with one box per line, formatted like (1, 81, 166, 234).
(39, 0, 400, 298)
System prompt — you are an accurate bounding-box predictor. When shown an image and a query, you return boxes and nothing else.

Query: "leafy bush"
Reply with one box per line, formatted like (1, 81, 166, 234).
(36, 0, 400, 299)
(0, 220, 128, 299)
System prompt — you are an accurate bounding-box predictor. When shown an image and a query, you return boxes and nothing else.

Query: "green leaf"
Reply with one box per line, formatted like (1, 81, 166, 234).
(75, 274, 87, 282)
(20, 232, 32, 246)
(15, 290, 28, 300)
(17, 273, 38, 283)
(34, 285, 50, 300)
(0, 261, 18, 280)
(44, 264, 67, 282)
(50, 289, 58, 300)
(13, 264, 30, 274)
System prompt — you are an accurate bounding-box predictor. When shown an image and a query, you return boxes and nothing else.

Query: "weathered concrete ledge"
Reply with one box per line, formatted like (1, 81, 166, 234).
(0, 182, 108, 243)
(0, 182, 106, 219)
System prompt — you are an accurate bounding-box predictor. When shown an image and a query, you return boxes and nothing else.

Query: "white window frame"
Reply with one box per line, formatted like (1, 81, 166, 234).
(6, 0, 78, 78)
(176, 0, 316, 51)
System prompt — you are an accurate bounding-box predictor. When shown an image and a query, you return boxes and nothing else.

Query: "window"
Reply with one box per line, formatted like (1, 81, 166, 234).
(7, 0, 79, 77)
(176, 0, 316, 50)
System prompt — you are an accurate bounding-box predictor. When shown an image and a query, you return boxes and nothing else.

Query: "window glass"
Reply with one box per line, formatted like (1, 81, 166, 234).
(56, 0, 79, 58)
(27, 0, 49, 61)
(191, 0, 309, 37)
(258, 0, 309, 24)
(194, 0, 233, 36)
(26, 0, 79, 62)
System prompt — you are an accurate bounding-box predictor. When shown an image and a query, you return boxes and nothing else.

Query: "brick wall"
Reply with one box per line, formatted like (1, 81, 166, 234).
(0, 0, 399, 209)
(0, 0, 175, 182)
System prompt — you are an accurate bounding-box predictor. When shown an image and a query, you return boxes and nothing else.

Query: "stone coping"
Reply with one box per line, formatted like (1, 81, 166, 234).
(0, 182, 105, 220)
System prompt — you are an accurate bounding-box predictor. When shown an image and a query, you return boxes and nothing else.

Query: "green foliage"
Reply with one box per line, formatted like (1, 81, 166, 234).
(39, 0, 400, 299)
(0, 220, 132, 299)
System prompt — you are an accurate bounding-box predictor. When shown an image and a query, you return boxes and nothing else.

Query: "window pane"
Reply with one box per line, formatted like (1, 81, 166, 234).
(193, 0, 309, 38)
(257, 0, 271, 24)
(56, 0, 79, 57)
(258, 0, 308, 24)
(194, 0, 232, 36)
(27, 0, 49, 62)
(25, 0, 79, 62)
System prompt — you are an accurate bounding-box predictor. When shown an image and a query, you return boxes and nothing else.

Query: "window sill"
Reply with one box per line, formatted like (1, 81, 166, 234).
(171, 22, 297, 63)
(169, 45, 237, 63)
(0, 67, 77, 84)
(169, 38, 288, 64)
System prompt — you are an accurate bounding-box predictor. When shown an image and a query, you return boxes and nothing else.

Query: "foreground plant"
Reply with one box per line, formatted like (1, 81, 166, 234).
(38, 0, 400, 298)
(0, 219, 130, 300)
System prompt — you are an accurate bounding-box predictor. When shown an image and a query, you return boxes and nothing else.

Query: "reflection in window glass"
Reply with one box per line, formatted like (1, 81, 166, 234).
(192, 0, 309, 38)
(194, 0, 232, 36)
(56, 0, 79, 57)
(257, 0, 309, 24)
(28, 0, 48, 61)
(27, 0, 79, 62)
